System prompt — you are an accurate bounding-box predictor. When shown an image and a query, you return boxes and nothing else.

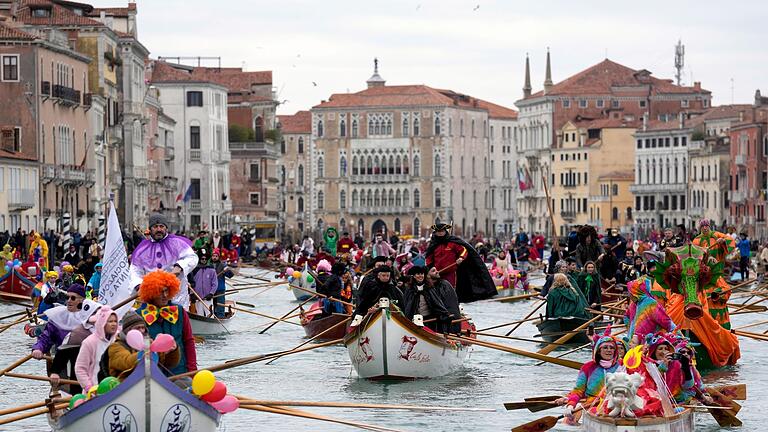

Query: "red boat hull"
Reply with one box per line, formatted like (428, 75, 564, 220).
(301, 313, 349, 341)
(0, 268, 36, 301)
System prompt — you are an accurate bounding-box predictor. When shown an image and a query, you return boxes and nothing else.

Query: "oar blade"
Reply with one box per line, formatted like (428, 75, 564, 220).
(510, 415, 559, 432)
(503, 401, 552, 411)
(709, 383, 746, 401)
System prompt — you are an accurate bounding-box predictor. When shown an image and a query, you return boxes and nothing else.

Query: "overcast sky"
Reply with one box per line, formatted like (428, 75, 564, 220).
(105, 0, 767, 114)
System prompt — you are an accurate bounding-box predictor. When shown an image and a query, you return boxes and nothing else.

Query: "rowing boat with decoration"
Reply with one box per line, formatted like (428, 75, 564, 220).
(581, 407, 694, 432)
(0, 267, 36, 301)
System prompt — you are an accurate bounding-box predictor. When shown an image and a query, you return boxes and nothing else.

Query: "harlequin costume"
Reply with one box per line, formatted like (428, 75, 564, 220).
(565, 331, 619, 409)
(625, 276, 676, 342)
(135, 270, 197, 375)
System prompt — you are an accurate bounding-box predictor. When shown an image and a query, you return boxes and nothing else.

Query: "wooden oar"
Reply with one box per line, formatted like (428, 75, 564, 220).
(511, 405, 584, 432)
(493, 292, 540, 303)
(232, 306, 302, 327)
(535, 342, 591, 366)
(477, 316, 541, 332)
(259, 295, 317, 334)
(0, 314, 30, 334)
(446, 335, 583, 370)
(290, 284, 355, 308)
(505, 300, 545, 336)
(504, 397, 560, 412)
(732, 329, 768, 342)
(0, 309, 27, 322)
(237, 396, 496, 412)
(730, 305, 768, 315)
(706, 387, 742, 427)
(113, 293, 139, 310)
(0, 397, 70, 417)
(0, 403, 68, 426)
(0, 353, 32, 377)
(265, 316, 350, 365)
(3, 371, 78, 386)
(709, 383, 746, 401)
(732, 319, 768, 331)
(189, 288, 231, 334)
(537, 315, 602, 355)
(239, 403, 403, 432)
(472, 331, 564, 346)
(170, 337, 344, 380)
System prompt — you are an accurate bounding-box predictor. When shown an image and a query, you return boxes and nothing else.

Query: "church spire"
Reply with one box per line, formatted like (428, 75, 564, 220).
(522, 53, 532, 98)
(544, 47, 553, 94)
(366, 57, 386, 88)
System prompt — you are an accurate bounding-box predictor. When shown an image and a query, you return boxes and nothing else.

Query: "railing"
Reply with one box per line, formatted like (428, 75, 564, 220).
(83, 93, 92, 106)
(189, 149, 201, 161)
(248, 176, 262, 183)
(688, 207, 704, 217)
(52, 84, 80, 105)
(350, 174, 410, 184)
(164, 146, 175, 160)
(222, 201, 232, 212)
(189, 199, 202, 210)
(57, 165, 87, 183)
(347, 206, 410, 215)
(211, 150, 231, 164)
(731, 190, 746, 203)
(629, 183, 686, 193)
(560, 211, 576, 220)
(41, 164, 56, 182)
(562, 183, 577, 189)
(162, 176, 176, 190)
(41, 81, 50, 96)
(7, 188, 36, 210)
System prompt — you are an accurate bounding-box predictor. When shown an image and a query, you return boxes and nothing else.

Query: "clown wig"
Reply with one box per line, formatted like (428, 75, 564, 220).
(138, 270, 180, 302)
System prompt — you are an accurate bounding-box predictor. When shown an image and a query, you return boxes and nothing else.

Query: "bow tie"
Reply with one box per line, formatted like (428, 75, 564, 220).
(141, 304, 178, 325)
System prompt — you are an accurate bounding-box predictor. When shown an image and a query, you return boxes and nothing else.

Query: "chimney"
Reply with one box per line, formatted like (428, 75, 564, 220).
(543, 48, 553, 95)
(694, 81, 701, 91)
(642, 112, 648, 131)
(739, 111, 744, 122)
(755, 89, 764, 108)
(522, 54, 531, 98)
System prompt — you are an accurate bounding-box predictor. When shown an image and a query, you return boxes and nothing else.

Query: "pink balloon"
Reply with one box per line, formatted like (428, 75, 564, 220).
(73, 398, 85, 408)
(126, 329, 145, 351)
(285, 267, 294, 277)
(150, 334, 175, 353)
(211, 395, 239, 413)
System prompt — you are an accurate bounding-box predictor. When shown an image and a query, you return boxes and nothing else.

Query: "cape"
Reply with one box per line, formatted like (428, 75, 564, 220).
(131, 234, 193, 270)
(426, 235, 496, 303)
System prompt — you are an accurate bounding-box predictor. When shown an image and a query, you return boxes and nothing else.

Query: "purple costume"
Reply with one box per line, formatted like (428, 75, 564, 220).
(129, 234, 198, 309)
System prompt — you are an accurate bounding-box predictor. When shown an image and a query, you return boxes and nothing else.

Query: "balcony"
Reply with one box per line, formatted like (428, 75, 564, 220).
(41, 164, 57, 183)
(629, 183, 686, 194)
(350, 174, 410, 184)
(56, 165, 87, 185)
(162, 176, 176, 190)
(562, 183, 577, 189)
(83, 93, 92, 107)
(164, 146, 175, 160)
(560, 210, 576, 221)
(189, 149, 201, 162)
(133, 166, 148, 181)
(41, 81, 50, 96)
(211, 150, 231, 164)
(189, 199, 202, 211)
(522, 188, 539, 198)
(52, 84, 80, 106)
(731, 190, 746, 203)
(734, 154, 746, 166)
(347, 206, 409, 215)
(7, 188, 36, 211)
(248, 175, 262, 183)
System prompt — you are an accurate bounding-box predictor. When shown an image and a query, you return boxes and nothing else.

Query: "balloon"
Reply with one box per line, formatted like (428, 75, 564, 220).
(150, 333, 176, 353)
(5, 260, 11, 267)
(97, 376, 120, 394)
(306, 274, 314, 283)
(285, 267, 294, 276)
(13, 259, 20, 266)
(69, 393, 86, 409)
(191, 370, 216, 396)
(201, 381, 227, 403)
(3, 265, 8, 272)
(211, 394, 239, 413)
(13, 264, 20, 270)
(86, 385, 99, 399)
(73, 398, 85, 408)
(126, 329, 145, 351)
(292, 271, 302, 279)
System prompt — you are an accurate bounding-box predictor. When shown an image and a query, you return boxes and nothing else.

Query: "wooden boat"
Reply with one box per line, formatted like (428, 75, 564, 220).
(48, 355, 220, 431)
(0, 267, 36, 301)
(189, 301, 236, 336)
(581, 408, 694, 432)
(344, 300, 472, 380)
(301, 312, 349, 341)
(535, 316, 591, 344)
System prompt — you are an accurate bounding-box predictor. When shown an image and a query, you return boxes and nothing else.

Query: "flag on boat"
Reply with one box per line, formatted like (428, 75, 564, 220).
(99, 200, 133, 317)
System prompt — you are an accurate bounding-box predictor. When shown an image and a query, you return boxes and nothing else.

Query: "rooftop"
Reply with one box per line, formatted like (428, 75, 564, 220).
(314, 84, 517, 119)
(277, 111, 311, 134)
(16, 0, 104, 27)
(0, 21, 36, 40)
(87, 3, 135, 17)
(150, 61, 272, 91)
(526, 59, 709, 99)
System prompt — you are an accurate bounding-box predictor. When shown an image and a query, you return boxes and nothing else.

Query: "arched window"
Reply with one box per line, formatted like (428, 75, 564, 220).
(413, 117, 420, 136)
(280, 166, 286, 185)
(396, 189, 402, 206)
(460, 118, 464, 136)
(340, 155, 348, 176)
(414, 189, 421, 208)
(352, 190, 359, 207)
(612, 207, 619, 220)
(381, 154, 388, 174)
(626, 207, 633, 220)
(317, 156, 324, 178)
(374, 190, 380, 207)
(386, 119, 392, 135)
(413, 155, 420, 177)
(674, 158, 679, 183)
(373, 155, 380, 175)
(298, 197, 304, 212)
(298, 165, 304, 186)
(368, 118, 374, 135)
(254, 116, 264, 142)
(367, 190, 373, 206)
(435, 188, 442, 207)
(280, 138, 286, 154)
(388, 155, 395, 174)
(352, 119, 358, 137)
(317, 191, 324, 209)
(471, 119, 475, 137)
(403, 189, 410, 207)
(473, 190, 477, 208)
(413, 217, 421, 236)
(317, 120, 324, 137)
(611, 184, 618, 195)
(394, 218, 401, 232)
(374, 119, 380, 135)
(339, 119, 346, 137)
(298, 137, 304, 154)
(340, 190, 346, 208)
(434, 113, 441, 135)
(402, 117, 409, 136)
(339, 218, 346, 229)
(434, 154, 441, 176)
(317, 219, 324, 231)
(366, 156, 373, 175)
(472, 156, 476, 177)
(448, 118, 452, 135)
(395, 155, 402, 174)
(388, 189, 395, 206)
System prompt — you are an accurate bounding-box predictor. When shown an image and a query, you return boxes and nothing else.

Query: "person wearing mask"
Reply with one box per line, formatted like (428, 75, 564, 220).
(577, 261, 602, 313)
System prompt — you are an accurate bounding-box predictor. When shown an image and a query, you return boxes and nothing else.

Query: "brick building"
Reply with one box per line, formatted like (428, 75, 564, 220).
(276, 110, 311, 241)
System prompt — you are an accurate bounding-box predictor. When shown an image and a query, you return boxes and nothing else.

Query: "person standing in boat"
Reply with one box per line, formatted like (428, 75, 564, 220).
(135, 270, 197, 375)
(403, 266, 456, 333)
(425, 222, 496, 303)
(576, 261, 602, 313)
(574, 225, 604, 268)
(315, 260, 346, 316)
(350, 266, 403, 327)
(426, 266, 461, 333)
(187, 248, 218, 317)
(337, 231, 356, 256)
(211, 248, 235, 318)
(129, 213, 199, 310)
(370, 232, 396, 258)
(555, 331, 619, 423)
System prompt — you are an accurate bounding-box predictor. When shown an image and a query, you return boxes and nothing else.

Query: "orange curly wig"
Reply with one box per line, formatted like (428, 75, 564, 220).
(139, 270, 180, 302)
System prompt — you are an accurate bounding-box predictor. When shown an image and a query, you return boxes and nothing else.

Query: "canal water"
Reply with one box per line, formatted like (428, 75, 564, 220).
(0, 267, 763, 431)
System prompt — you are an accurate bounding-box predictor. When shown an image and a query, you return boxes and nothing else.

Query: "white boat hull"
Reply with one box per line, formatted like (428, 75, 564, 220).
(50, 357, 220, 432)
(189, 312, 233, 336)
(345, 307, 471, 379)
(582, 408, 695, 432)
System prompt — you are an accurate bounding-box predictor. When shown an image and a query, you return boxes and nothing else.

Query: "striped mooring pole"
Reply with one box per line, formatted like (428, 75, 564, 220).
(97, 214, 106, 247)
(62, 213, 71, 251)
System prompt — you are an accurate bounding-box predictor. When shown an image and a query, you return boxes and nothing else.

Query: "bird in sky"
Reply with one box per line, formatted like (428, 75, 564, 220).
(312, 82, 318, 87)
(473, 4, 480, 11)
